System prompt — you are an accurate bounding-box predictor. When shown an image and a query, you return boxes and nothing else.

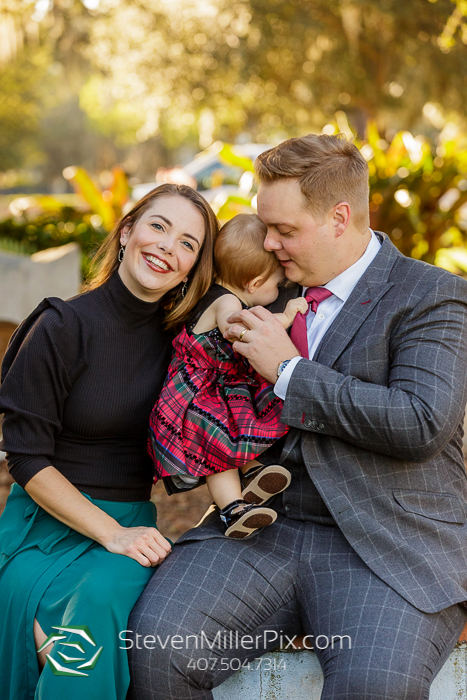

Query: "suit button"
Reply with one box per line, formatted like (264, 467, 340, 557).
(310, 420, 318, 429)
(284, 504, 291, 512)
(304, 419, 312, 428)
(318, 423, 324, 430)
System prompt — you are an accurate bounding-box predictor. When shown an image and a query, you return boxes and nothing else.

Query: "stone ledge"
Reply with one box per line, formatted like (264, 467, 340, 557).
(0, 244, 81, 325)
(213, 642, 467, 700)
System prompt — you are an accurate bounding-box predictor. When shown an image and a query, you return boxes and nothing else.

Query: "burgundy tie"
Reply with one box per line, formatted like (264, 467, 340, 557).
(289, 287, 333, 358)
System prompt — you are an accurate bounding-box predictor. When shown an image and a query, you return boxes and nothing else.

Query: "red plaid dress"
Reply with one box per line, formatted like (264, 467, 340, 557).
(148, 292, 288, 480)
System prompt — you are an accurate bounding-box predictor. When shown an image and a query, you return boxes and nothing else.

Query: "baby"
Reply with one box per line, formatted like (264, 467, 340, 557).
(148, 213, 307, 537)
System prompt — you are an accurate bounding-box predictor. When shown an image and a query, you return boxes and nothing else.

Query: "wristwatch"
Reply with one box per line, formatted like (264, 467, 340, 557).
(277, 359, 293, 378)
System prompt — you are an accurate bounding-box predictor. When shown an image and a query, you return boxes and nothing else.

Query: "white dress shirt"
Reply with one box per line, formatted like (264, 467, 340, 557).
(274, 229, 381, 400)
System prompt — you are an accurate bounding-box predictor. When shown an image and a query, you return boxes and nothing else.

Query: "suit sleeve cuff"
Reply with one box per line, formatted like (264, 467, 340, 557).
(274, 356, 303, 400)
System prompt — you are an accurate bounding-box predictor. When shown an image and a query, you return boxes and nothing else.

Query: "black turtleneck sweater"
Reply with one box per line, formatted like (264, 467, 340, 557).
(0, 271, 174, 501)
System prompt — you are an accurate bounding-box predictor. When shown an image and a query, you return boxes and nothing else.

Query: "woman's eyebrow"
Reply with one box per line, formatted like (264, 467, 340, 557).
(184, 233, 201, 248)
(149, 214, 172, 226)
(148, 214, 200, 247)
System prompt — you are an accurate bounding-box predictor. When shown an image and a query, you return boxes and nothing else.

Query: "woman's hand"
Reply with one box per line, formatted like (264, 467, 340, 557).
(101, 525, 172, 567)
(25, 466, 172, 567)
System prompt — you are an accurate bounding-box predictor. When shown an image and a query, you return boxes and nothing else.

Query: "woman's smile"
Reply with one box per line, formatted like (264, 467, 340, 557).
(142, 252, 174, 273)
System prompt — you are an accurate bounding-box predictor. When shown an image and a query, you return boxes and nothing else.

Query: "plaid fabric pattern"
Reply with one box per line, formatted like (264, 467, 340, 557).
(148, 325, 288, 479)
(128, 516, 467, 700)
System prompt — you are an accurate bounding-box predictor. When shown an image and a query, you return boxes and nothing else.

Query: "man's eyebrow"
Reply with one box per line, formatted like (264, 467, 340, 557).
(148, 214, 172, 226)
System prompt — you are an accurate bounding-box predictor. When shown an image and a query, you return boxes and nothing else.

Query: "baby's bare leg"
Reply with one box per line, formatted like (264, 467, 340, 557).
(240, 458, 262, 474)
(206, 470, 243, 509)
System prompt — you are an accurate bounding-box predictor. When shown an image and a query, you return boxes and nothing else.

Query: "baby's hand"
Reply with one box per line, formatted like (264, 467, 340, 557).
(273, 297, 309, 329)
(285, 297, 309, 320)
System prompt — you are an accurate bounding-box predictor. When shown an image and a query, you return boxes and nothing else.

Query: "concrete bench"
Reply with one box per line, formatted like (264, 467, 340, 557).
(0, 243, 81, 325)
(213, 628, 467, 700)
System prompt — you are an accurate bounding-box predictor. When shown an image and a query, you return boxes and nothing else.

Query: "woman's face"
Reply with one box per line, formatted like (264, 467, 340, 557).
(119, 195, 206, 302)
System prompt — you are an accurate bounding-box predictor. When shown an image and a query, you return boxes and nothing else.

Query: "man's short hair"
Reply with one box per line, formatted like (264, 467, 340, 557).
(255, 134, 370, 231)
(215, 213, 280, 288)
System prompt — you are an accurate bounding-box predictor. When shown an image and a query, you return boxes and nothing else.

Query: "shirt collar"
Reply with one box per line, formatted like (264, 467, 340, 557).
(304, 229, 381, 303)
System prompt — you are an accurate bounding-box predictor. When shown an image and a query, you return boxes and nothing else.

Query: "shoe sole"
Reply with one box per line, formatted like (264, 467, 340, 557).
(225, 507, 277, 538)
(241, 465, 291, 505)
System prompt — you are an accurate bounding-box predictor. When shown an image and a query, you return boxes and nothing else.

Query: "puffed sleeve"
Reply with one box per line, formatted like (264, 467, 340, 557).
(0, 298, 88, 487)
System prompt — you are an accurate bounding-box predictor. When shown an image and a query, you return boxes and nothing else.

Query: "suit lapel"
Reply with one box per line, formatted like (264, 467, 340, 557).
(313, 233, 400, 368)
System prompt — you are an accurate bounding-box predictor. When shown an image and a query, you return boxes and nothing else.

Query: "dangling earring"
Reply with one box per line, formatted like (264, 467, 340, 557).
(181, 281, 188, 298)
(118, 245, 125, 262)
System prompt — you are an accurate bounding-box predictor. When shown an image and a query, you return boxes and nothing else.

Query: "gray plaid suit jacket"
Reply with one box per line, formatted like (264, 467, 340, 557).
(178, 232, 467, 614)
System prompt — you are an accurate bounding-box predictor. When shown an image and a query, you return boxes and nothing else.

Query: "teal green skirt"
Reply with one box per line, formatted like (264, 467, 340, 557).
(0, 483, 159, 700)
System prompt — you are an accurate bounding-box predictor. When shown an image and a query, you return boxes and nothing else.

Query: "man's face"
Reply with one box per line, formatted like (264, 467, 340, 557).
(257, 179, 338, 288)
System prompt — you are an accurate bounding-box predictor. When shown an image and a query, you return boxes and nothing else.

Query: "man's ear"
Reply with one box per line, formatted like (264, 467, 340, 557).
(120, 223, 132, 246)
(332, 202, 351, 237)
(245, 275, 264, 294)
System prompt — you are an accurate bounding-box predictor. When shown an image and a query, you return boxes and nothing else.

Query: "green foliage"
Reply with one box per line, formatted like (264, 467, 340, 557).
(0, 165, 129, 278)
(206, 131, 467, 269)
(63, 165, 129, 231)
(0, 208, 106, 280)
(365, 123, 467, 262)
(438, 0, 467, 50)
(0, 237, 33, 256)
(2, 131, 467, 281)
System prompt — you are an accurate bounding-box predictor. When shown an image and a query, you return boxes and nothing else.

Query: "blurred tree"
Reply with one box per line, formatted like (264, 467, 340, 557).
(1, 0, 467, 182)
(0, 50, 49, 170)
(82, 0, 467, 149)
(0, 0, 126, 182)
(0, 2, 51, 171)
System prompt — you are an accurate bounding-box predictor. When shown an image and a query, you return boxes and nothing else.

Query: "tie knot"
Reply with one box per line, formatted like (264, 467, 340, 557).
(304, 287, 333, 309)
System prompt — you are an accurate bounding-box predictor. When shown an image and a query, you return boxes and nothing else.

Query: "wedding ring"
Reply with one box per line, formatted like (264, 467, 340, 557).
(239, 328, 249, 342)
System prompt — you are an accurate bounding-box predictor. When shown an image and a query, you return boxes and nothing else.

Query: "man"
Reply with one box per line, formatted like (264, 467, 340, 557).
(128, 134, 467, 699)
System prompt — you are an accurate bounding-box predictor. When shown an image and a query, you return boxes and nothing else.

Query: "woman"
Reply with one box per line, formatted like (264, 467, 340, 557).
(0, 183, 218, 700)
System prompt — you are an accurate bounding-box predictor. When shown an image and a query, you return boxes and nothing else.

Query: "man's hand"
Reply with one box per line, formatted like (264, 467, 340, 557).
(224, 306, 300, 383)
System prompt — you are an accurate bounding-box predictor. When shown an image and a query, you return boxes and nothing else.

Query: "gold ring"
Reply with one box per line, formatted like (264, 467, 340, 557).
(239, 328, 249, 342)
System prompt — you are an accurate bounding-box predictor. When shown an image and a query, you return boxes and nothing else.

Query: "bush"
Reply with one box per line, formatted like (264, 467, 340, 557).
(0, 208, 106, 280)
(365, 123, 467, 264)
(0, 166, 128, 281)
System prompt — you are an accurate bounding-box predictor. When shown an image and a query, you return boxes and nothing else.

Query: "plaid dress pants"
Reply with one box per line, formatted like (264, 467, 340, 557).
(128, 515, 467, 700)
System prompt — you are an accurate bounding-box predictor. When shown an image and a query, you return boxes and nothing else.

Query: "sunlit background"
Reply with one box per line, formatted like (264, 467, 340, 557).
(0, 0, 467, 271)
(0, 0, 467, 264)
(1, 0, 467, 529)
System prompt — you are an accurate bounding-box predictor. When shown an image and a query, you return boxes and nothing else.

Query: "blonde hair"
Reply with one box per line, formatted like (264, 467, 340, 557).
(214, 213, 280, 289)
(85, 183, 219, 329)
(255, 134, 370, 230)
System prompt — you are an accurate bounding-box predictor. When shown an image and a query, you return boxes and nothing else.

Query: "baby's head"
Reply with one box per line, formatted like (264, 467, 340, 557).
(214, 213, 285, 306)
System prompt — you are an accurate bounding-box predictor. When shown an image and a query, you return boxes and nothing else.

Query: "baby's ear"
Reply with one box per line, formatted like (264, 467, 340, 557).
(246, 275, 264, 293)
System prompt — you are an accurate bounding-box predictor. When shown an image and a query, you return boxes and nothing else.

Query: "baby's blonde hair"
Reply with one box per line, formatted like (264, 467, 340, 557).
(214, 214, 281, 289)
